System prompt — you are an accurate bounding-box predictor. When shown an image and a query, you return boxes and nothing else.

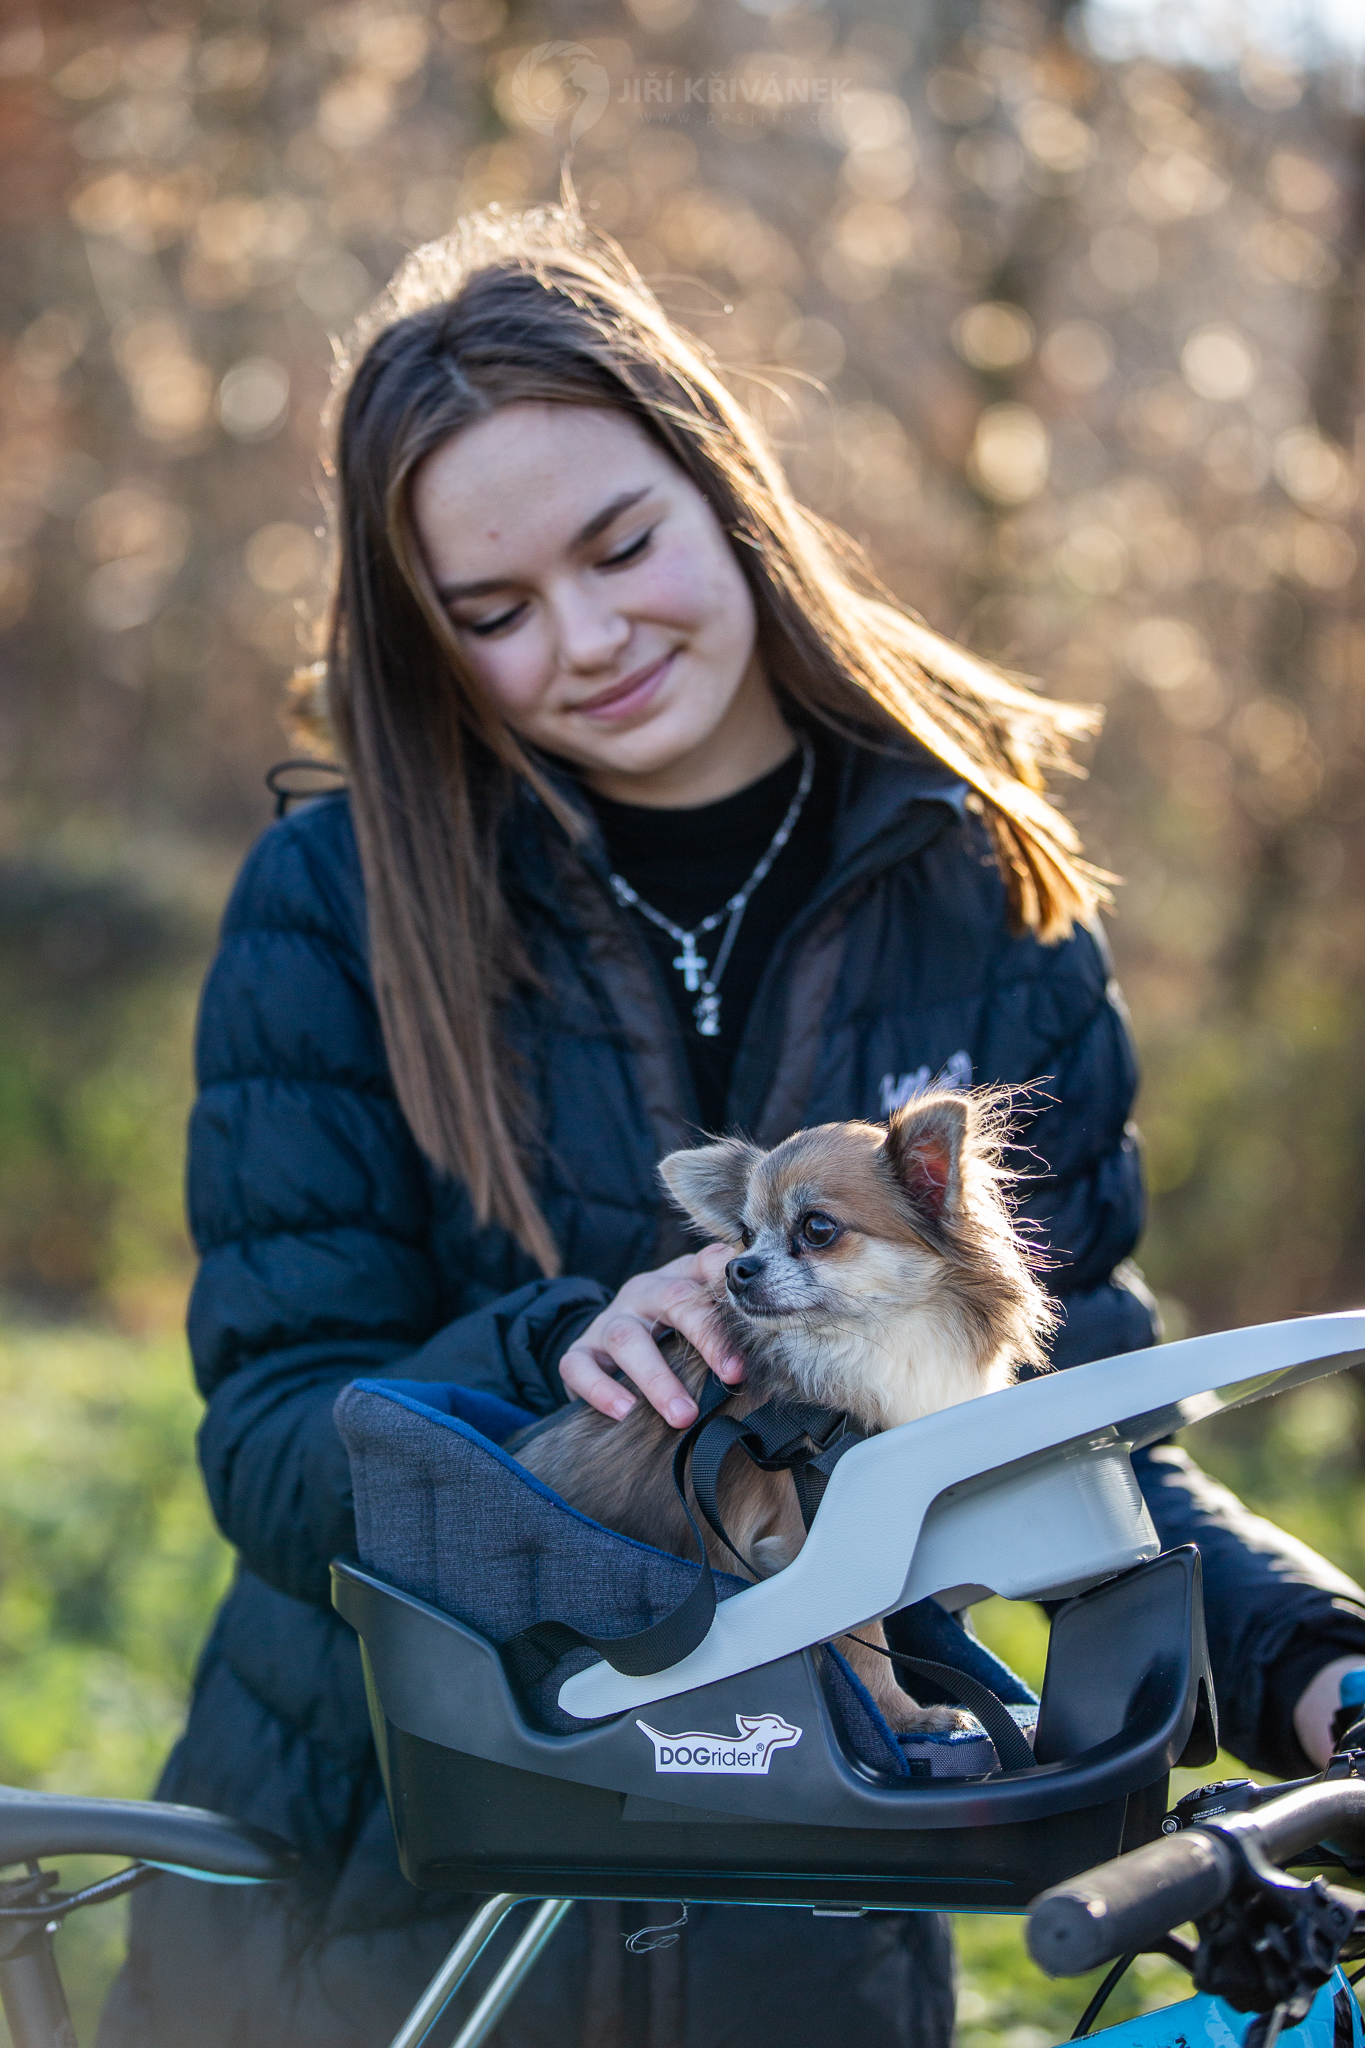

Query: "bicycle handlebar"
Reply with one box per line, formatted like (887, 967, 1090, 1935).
(1027, 1779, 1365, 1978)
(1028, 1828, 1236, 1975)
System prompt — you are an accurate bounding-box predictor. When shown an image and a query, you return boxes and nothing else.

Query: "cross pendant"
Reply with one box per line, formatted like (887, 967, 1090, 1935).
(672, 932, 707, 993)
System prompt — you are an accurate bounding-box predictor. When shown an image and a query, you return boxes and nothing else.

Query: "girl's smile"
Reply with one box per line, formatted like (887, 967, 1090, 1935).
(573, 646, 678, 723)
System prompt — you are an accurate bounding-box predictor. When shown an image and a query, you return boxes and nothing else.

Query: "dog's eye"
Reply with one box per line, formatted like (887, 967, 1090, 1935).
(739, 1225, 755, 1249)
(798, 1212, 839, 1250)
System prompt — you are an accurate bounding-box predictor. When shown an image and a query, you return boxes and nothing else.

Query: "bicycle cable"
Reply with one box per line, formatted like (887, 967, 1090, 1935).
(1070, 1953, 1137, 2039)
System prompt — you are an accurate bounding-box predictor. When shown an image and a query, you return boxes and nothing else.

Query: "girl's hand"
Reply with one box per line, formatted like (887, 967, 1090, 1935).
(558, 1244, 741, 1426)
(1294, 1654, 1365, 1769)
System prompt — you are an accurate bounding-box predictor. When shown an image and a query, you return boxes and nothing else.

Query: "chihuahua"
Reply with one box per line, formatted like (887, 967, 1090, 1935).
(517, 1090, 1056, 1733)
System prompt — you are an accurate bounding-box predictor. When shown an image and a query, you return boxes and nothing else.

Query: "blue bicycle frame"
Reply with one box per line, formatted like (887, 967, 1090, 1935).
(1088, 1971, 1362, 2046)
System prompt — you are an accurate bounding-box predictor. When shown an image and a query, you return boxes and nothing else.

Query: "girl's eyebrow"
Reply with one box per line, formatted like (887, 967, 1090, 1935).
(435, 487, 653, 602)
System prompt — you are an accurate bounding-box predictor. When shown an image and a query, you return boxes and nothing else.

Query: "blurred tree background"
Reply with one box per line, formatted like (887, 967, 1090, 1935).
(1, 0, 1364, 2035)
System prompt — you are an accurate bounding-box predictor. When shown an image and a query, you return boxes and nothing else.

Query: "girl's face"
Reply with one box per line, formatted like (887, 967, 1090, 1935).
(410, 402, 790, 804)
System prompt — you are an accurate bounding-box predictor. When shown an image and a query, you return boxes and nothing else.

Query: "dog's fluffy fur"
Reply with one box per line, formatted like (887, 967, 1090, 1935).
(517, 1090, 1056, 1733)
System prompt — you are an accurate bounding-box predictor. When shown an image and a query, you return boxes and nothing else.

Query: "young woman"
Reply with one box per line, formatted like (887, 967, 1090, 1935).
(99, 205, 1365, 2048)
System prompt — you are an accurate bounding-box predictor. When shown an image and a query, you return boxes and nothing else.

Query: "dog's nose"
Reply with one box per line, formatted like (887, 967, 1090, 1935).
(726, 1253, 766, 1292)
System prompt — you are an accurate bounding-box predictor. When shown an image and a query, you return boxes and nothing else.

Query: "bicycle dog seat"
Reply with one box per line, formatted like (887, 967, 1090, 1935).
(0, 1786, 298, 1882)
(334, 1314, 1365, 1915)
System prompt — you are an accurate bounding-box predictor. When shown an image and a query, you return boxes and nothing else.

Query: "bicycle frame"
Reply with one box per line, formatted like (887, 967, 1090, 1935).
(388, 1894, 1362, 2048)
(1082, 1974, 1361, 2046)
(4, 1843, 1363, 2048)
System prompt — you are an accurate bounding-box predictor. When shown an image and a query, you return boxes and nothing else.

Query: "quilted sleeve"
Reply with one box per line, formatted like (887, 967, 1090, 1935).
(1134, 1444, 1365, 1776)
(187, 801, 605, 1608)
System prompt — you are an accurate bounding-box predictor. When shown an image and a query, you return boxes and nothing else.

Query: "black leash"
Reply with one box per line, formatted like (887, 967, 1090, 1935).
(503, 1375, 861, 1688)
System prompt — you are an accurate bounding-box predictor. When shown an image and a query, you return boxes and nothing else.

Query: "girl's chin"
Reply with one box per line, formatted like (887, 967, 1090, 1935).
(563, 707, 723, 778)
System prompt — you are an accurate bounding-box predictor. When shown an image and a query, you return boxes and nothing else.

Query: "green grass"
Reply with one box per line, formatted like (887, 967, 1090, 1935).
(0, 1316, 231, 2046)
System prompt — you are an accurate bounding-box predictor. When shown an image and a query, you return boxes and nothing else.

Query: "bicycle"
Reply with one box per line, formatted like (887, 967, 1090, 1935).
(10, 1758, 1365, 2047)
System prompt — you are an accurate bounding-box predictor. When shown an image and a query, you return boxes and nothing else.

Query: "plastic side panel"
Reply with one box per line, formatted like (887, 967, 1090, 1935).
(1086, 1974, 1361, 2046)
(375, 1721, 1134, 1912)
(1034, 1548, 1214, 1769)
(557, 1317, 1365, 1720)
(334, 1561, 1200, 1832)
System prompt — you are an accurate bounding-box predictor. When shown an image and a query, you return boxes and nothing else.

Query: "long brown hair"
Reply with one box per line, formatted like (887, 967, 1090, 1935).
(321, 201, 1107, 1276)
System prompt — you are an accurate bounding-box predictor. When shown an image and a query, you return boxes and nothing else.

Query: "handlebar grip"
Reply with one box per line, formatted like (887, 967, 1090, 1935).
(1027, 1828, 1238, 1977)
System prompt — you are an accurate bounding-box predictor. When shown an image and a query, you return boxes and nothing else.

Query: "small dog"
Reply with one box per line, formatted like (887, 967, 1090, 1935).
(518, 1090, 1056, 1733)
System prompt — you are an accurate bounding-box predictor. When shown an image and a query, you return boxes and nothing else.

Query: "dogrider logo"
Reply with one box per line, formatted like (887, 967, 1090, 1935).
(637, 1712, 802, 1775)
(510, 43, 610, 146)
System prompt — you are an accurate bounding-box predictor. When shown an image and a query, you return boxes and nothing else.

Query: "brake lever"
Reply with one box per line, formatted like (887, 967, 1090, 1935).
(1192, 1826, 1364, 2036)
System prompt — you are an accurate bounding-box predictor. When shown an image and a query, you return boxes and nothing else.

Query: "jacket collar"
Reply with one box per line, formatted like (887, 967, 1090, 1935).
(825, 730, 967, 880)
(507, 729, 968, 910)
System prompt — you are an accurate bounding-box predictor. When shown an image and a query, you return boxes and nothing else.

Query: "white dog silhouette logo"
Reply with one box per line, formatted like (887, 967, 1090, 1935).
(636, 1713, 802, 1775)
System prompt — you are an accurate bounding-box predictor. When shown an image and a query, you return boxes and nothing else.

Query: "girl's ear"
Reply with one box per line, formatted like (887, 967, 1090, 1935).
(880, 1092, 968, 1228)
(658, 1138, 761, 1242)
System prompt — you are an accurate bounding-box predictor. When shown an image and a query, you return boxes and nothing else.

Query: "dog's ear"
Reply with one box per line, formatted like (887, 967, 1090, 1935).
(658, 1138, 761, 1242)
(880, 1093, 968, 1228)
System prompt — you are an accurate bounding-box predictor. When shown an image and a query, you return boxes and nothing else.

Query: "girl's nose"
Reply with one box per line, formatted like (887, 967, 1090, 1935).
(551, 579, 632, 673)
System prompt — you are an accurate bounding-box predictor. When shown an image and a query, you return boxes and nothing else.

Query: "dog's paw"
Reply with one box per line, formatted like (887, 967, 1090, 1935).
(892, 1703, 977, 1735)
(748, 1533, 799, 1578)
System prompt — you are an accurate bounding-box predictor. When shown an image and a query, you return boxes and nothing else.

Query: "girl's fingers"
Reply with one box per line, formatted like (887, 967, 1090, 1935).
(558, 1245, 746, 1426)
(694, 1242, 734, 1287)
(564, 1314, 699, 1425)
(647, 1261, 743, 1383)
(601, 1314, 699, 1422)
(657, 1294, 741, 1382)
(559, 1345, 638, 1420)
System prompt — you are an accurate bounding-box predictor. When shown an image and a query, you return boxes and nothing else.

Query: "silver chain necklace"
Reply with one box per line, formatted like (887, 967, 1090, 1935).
(608, 733, 816, 1039)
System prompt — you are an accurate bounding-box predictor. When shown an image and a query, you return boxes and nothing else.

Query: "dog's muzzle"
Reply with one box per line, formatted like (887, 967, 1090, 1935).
(726, 1252, 806, 1319)
(725, 1252, 766, 1305)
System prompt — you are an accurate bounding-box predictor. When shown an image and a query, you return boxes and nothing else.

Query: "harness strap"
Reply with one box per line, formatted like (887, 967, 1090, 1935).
(503, 1373, 733, 1687)
(688, 1396, 865, 1566)
(844, 1640, 1038, 1773)
(503, 1374, 854, 1686)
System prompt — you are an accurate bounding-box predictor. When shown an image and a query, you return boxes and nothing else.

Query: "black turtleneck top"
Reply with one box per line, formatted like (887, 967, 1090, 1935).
(583, 732, 836, 1131)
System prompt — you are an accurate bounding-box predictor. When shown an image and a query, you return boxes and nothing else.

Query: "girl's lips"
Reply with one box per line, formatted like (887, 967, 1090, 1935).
(575, 650, 676, 723)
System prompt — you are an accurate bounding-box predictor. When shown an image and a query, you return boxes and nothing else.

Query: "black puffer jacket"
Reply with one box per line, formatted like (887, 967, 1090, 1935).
(99, 740, 1365, 2048)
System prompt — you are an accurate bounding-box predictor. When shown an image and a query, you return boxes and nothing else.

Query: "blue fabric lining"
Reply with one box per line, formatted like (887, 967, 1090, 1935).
(823, 1647, 911, 1779)
(891, 1596, 1037, 1708)
(377, 1378, 536, 1446)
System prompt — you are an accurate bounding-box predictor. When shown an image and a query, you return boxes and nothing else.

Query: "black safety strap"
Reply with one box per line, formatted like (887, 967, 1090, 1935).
(502, 1375, 858, 1688)
(689, 1397, 867, 1565)
(844, 1639, 1038, 1774)
(503, 1373, 733, 1687)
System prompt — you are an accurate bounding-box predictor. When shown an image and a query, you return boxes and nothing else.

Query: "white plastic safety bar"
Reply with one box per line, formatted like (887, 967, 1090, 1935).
(559, 1313, 1365, 1720)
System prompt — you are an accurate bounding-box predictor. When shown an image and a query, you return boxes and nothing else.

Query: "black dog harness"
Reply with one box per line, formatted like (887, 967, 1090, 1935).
(503, 1375, 1035, 1772)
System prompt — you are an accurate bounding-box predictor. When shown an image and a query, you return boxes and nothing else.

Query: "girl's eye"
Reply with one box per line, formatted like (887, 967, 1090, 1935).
(739, 1225, 755, 1249)
(798, 1212, 839, 1250)
(462, 602, 526, 638)
(601, 527, 654, 569)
